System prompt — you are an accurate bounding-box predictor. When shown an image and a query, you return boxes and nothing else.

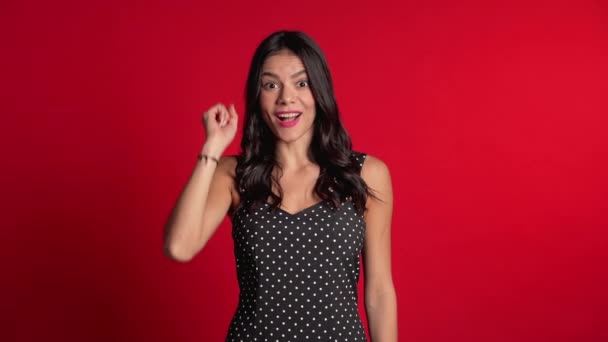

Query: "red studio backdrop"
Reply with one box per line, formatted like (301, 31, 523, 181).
(2, 0, 607, 341)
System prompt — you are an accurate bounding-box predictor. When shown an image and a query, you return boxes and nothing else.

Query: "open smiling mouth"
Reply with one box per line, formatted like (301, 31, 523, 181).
(276, 113, 302, 122)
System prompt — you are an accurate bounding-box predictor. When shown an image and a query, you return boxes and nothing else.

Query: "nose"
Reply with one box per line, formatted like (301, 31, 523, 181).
(277, 84, 296, 104)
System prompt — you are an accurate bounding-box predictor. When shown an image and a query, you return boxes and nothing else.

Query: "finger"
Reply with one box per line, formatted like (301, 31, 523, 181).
(219, 104, 230, 126)
(204, 104, 219, 121)
(223, 107, 230, 126)
(223, 104, 233, 126)
(202, 111, 215, 128)
(203, 103, 224, 127)
(216, 104, 228, 126)
(218, 112, 226, 127)
(228, 104, 238, 124)
(222, 110, 230, 126)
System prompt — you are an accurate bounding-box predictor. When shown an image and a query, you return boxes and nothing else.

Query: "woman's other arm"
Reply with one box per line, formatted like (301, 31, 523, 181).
(362, 155, 398, 342)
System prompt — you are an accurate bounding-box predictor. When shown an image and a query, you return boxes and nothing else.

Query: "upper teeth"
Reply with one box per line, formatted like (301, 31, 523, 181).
(277, 113, 300, 118)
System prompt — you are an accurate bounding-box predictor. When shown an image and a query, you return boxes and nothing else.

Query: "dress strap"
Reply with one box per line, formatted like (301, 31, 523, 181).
(350, 151, 367, 175)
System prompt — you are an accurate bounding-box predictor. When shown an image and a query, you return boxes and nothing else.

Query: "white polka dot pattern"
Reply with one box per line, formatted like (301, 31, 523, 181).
(225, 152, 368, 342)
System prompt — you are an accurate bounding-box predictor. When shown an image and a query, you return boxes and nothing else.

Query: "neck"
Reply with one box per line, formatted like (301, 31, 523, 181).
(274, 141, 315, 171)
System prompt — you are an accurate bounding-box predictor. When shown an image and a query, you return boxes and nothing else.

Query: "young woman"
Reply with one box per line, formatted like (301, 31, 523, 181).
(163, 30, 397, 342)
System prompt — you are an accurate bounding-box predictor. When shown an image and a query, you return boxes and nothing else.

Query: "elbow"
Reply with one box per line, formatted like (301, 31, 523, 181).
(365, 284, 397, 310)
(163, 240, 196, 263)
(163, 222, 206, 263)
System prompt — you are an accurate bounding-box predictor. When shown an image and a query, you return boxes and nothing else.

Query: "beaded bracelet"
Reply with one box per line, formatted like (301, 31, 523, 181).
(197, 153, 220, 164)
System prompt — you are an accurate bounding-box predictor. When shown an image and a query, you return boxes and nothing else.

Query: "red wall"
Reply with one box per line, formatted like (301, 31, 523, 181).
(2, 0, 607, 341)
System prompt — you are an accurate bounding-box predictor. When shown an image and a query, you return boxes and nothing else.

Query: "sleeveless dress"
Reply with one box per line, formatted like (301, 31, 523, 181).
(225, 152, 368, 342)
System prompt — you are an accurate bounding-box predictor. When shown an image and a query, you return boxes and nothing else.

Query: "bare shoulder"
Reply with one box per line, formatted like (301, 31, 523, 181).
(359, 154, 393, 206)
(217, 155, 238, 177)
(360, 154, 391, 186)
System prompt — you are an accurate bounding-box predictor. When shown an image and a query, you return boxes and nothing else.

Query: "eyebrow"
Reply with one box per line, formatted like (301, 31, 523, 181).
(261, 69, 307, 79)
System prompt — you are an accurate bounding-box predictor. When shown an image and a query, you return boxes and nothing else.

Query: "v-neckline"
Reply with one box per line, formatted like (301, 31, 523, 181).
(264, 200, 327, 217)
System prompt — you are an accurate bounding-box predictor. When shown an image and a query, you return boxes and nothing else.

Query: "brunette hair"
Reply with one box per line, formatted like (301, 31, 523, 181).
(235, 30, 376, 215)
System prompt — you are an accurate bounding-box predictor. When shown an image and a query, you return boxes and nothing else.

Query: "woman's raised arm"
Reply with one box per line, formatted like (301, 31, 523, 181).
(163, 103, 239, 262)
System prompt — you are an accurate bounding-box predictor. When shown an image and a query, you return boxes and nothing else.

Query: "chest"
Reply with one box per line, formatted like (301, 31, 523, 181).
(231, 200, 366, 263)
(270, 168, 324, 214)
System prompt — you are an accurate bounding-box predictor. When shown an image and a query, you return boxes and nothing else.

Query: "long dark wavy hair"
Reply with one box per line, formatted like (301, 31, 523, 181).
(235, 30, 377, 215)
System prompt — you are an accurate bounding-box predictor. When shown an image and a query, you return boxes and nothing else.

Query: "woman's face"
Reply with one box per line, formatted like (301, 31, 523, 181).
(259, 50, 316, 144)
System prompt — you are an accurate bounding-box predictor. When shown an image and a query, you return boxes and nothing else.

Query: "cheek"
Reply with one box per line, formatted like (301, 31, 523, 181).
(259, 92, 277, 108)
(303, 91, 315, 108)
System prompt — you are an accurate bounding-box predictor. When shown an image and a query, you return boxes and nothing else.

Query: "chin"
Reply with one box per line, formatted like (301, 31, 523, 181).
(278, 128, 314, 144)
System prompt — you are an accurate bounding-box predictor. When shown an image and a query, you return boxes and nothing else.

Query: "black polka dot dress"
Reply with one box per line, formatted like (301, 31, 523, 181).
(225, 152, 368, 342)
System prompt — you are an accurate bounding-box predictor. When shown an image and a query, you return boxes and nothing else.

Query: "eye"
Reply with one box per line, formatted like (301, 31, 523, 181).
(297, 80, 309, 87)
(262, 82, 280, 90)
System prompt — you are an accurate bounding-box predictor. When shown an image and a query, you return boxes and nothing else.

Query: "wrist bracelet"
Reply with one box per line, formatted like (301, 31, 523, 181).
(197, 153, 220, 164)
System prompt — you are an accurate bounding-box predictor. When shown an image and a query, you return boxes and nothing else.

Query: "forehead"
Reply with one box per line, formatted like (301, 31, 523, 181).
(261, 50, 306, 75)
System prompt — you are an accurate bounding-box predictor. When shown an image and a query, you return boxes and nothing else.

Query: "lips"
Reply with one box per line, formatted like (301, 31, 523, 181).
(274, 111, 303, 120)
(274, 111, 302, 128)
